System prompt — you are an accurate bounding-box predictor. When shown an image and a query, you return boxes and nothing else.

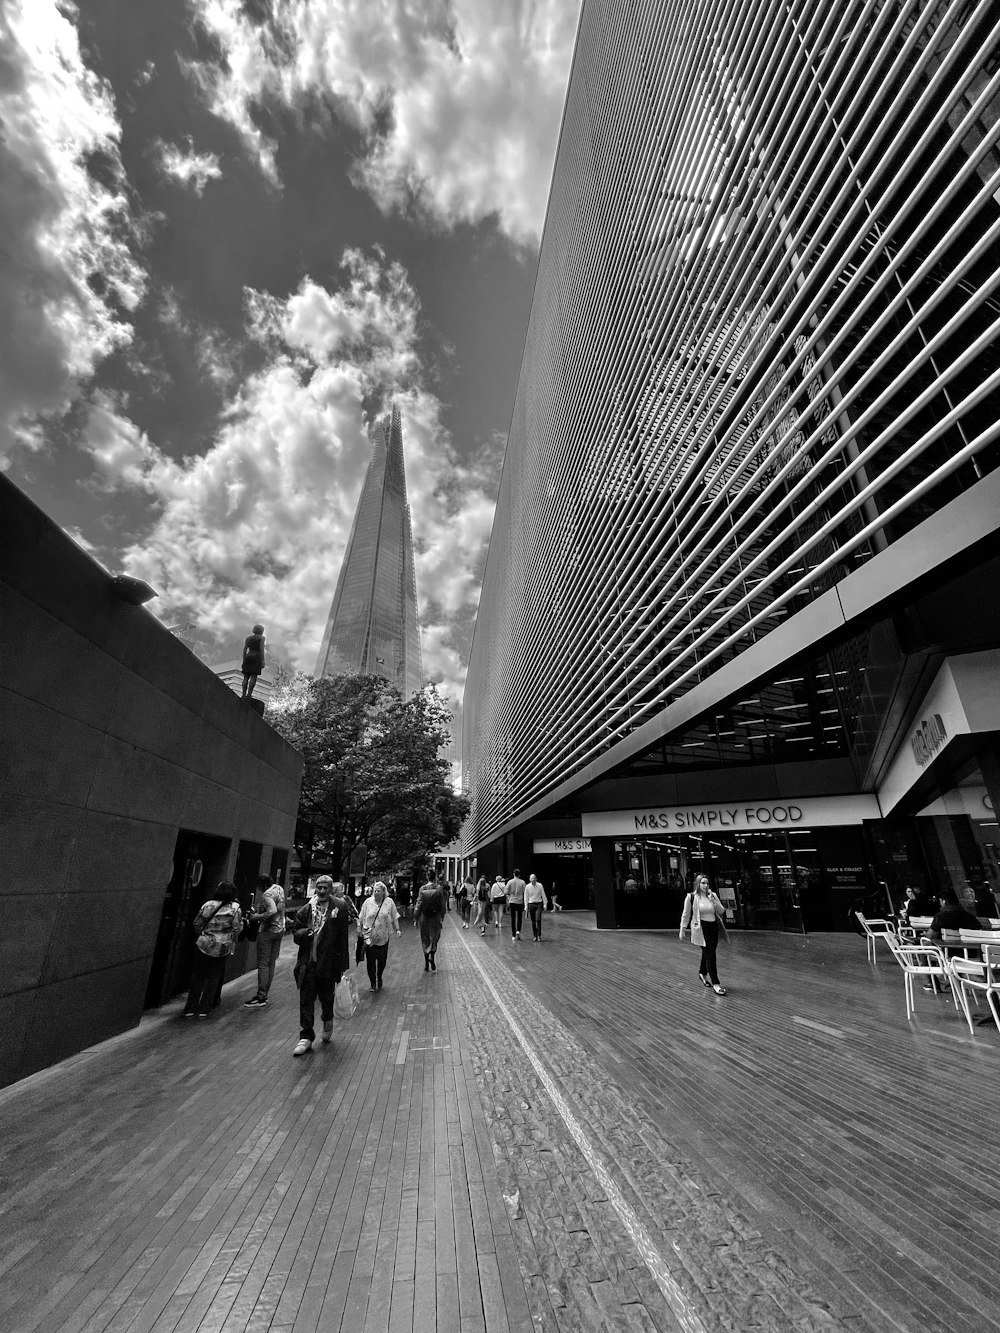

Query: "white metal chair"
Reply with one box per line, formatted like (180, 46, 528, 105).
(950, 941, 1000, 1035)
(854, 912, 896, 964)
(885, 935, 949, 1021)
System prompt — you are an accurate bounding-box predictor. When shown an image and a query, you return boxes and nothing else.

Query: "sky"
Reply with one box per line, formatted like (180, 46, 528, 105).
(1, 0, 580, 715)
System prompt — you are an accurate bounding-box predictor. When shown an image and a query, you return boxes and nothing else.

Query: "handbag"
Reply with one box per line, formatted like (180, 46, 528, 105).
(241, 915, 260, 943)
(334, 972, 358, 1019)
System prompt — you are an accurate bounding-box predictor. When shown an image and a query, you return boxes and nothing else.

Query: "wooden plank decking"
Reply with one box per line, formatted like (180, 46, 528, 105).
(0, 913, 997, 1332)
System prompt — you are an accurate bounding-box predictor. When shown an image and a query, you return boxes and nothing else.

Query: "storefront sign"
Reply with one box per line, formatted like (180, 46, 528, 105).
(532, 837, 592, 854)
(911, 713, 947, 766)
(582, 794, 880, 838)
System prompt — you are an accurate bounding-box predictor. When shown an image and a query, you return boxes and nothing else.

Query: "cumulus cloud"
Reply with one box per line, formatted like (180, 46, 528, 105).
(154, 138, 223, 194)
(185, 0, 578, 245)
(97, 251, 495, 700)
(0, 0, 145, 460)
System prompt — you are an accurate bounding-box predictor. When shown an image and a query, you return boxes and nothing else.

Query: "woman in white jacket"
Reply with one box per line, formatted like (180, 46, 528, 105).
(679, 874, 728, 995)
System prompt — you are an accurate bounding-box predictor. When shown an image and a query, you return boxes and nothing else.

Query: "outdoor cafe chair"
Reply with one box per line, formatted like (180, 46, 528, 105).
(949, 941, 1000, 1036)
(855, 912, 896, 964)
(885, 935, 949, 1021)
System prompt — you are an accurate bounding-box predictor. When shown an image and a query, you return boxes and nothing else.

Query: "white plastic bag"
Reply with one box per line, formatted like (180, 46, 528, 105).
(334, 972, 358, 1019)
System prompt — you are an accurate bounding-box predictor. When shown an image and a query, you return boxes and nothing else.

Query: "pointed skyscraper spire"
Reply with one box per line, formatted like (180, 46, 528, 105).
(315, 404, 423, 696)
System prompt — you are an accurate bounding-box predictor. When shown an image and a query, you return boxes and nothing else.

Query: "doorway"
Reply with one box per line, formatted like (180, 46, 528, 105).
(145, 831, 230, 1007)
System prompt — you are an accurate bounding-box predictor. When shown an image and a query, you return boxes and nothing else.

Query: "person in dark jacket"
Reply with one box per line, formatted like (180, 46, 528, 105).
(291, 877, 356, 1056)
(414, 875, 447, 971)
(923, 889, 982, 939)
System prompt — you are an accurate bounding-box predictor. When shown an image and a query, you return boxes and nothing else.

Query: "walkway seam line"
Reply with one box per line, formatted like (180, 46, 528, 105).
(452, 921, 708, 1333)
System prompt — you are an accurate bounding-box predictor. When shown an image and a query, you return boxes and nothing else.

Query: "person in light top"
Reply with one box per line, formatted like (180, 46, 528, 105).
(358, 881, 401, 992)
(524, 874, 549, 942)
(679, 874, 728, 995)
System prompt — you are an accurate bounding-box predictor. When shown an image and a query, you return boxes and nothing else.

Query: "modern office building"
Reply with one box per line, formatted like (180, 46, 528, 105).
(463, 0, 1000, 931)
(315, 404, 423, 697)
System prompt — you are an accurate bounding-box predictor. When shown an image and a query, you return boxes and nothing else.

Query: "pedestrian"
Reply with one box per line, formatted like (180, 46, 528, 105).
(458, 875, 474, 928)
(291, 877, 356, 1056)
(505, 867, 527, 940)
(525, 873, 549, 942)
(184, 881, 242, 1017)
(490, 874, 507, 931)
(359, 881, 401, 991)
(474, 876, 490, 934)
(679, 873, 728, 995)
(414, 874, 447, 971)
(244, 872, 285, 1008)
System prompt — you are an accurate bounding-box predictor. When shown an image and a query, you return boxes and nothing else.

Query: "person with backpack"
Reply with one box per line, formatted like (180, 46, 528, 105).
(473, 876, 490, 934)
(183, 881, 242, 1018)
(414, 874, 447, 971)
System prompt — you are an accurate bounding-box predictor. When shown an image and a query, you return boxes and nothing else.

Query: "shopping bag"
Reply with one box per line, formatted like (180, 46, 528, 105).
(334, 973, 358, 1019)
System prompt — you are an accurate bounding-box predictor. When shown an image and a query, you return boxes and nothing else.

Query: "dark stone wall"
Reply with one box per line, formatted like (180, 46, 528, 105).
(0, 475, 303, 1087)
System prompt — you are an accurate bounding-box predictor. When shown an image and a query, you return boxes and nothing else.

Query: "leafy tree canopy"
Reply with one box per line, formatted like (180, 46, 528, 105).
(267, 673, 468, 880)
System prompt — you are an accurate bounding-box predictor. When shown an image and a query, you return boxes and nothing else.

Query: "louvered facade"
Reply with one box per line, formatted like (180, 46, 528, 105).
(463, 0, 1000, 930)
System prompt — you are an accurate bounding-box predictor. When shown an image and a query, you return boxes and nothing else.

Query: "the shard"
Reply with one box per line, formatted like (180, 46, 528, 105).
(315, 404, 423, 696)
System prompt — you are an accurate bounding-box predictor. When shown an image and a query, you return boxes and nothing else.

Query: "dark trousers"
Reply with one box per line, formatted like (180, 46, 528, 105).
(699, 920, 720, 984)
(185, 952, 226, 1015)
(365, 942, 389, 988)
(509, 904, 524, 936)
(299, 961, 337, 1040)
(528, 902, 543, 939)
(460, 900, 471, 923)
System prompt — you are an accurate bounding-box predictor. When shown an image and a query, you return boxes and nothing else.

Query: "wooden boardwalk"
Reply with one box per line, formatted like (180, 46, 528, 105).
(0, 914, 997, 1332)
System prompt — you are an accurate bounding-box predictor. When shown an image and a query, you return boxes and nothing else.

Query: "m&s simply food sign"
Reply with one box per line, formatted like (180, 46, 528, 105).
(582, 794, 881, 838)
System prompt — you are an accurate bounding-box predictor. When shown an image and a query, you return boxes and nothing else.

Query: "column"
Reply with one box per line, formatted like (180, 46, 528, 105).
(591, 837, 617, 929)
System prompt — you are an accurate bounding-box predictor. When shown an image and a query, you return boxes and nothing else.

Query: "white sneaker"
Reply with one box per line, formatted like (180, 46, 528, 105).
(293, 1038, 313, 1057)
(322, 1020, 333, 1043)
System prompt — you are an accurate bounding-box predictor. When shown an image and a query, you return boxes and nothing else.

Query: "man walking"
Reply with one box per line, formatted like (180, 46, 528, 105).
(525, 873, 549, 941)
(359, 881, 401, 991)
(291, 877, 356, 1056)
(506, 868, 527, 940)
(414, 873, 447, 971)
(244, 872, 285, 1009)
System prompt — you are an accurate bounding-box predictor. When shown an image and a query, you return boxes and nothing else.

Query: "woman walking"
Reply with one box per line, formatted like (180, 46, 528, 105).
(489, 875, 507, 932)
(359, 881, 402, 991)
(414, 874, 447, 971)
(458, 876, 474, 928)
(473, 876, 490, 934)
(679, 874, 728, 995)
(184, 881, 242, 1017)
(525, 874, 549, 942)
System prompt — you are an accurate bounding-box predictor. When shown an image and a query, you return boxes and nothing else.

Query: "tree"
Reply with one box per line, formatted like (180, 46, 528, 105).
(267, 673, 468, 881)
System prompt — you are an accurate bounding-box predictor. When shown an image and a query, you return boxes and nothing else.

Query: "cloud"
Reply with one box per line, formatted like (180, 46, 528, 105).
(185, 0, 579, 245)
(0, 0, 145, 460)
(97, 251, 495, 699)
(83, 390, 161, 488)
(154, 138, 223, 194)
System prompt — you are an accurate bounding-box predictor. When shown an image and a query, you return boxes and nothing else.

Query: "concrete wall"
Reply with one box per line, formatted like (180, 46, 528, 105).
(0, 475, 303, 1087)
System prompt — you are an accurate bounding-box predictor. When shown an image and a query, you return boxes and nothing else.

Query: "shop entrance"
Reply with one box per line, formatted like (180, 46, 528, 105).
(529, 852, 593, 910)
(612, 824, 875, 931)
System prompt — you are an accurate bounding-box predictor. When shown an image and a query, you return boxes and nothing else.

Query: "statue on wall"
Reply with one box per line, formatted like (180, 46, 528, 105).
(241, 624, 265, 700)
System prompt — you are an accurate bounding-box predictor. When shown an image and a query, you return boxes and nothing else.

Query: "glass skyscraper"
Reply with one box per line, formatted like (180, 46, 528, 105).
(315, 405, 423, 697)
(463, 0, 1000, 931)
